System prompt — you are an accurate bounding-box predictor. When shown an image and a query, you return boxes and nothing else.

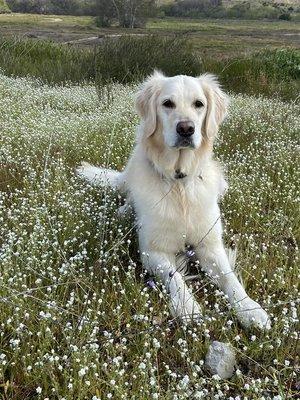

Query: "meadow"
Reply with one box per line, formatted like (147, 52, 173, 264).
(0, 13, 299, 104)
(0, 12, 299, 54)
(0, 35, 299, 101)
(0, 8, 299, 400)
(0, 71, 299, 398)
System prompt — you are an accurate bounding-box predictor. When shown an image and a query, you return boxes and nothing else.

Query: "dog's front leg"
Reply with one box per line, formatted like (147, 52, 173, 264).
(142, 251, 202, 323)
(196, 243, 271, 330)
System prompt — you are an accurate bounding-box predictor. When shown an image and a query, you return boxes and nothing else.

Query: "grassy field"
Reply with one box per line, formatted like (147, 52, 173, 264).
(0, 72, 299, 399)
(0, 8, 299, 399)
(0, 34, 298, 102)
(0, 13, 299, 55)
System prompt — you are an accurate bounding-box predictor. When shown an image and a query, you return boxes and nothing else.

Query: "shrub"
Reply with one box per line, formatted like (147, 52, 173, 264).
(0, 37, 95, 84)
(279, 12, 291, 21)
(0, 0, 11, 13)
(0, 37, 298, 102)
(94, 35, 202, 84)
(201, 49, 300, 101)
(7, 0, 94, 15)
(257, 48, 300, 80)
(164, 0, 220, 18)
(163, 0, 297, 20)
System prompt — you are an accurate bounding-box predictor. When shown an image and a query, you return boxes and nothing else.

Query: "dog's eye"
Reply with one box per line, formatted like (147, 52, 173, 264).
(163, 99, 175, 108)
(194, 100, 204, 108)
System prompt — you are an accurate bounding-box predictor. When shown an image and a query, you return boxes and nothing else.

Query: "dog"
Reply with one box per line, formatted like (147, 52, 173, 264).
(77, 71, 271, 330)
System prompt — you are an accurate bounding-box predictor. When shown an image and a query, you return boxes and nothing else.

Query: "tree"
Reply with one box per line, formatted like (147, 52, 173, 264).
(0, 0, 11, 13)
(95, 0, 157, 28)
(50, 0, 79, 14)
(94, 0, 117, 27)
(7, 0, 81, 14)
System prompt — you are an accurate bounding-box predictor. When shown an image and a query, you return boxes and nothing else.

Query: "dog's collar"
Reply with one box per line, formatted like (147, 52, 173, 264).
(175, 170, 203, 181)
(174, 169, 187, 179)
(148, 159, 203, 181)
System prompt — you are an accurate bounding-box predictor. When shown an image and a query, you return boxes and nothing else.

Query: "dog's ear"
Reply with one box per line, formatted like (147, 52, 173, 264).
(198, 74, 229, 140)
(135, 70, 164, 137)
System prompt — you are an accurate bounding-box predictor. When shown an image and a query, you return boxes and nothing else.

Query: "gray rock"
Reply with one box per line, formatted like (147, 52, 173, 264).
(205, 341, 236, 379)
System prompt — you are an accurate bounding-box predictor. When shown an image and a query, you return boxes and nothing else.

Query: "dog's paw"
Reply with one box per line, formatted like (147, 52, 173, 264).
(235, 298, 271, 330)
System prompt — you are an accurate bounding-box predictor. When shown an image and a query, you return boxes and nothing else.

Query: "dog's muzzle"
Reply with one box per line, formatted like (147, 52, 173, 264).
(175, 120, 195, 148)
(175, 137, 195, 148)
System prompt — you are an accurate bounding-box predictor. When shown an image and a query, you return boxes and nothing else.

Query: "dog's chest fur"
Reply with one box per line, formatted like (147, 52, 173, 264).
(126, 159, 221, 254)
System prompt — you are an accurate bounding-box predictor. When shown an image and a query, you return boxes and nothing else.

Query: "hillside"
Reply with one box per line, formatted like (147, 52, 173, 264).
(162, 0, 300, 21)
(223, 0, 298, 4)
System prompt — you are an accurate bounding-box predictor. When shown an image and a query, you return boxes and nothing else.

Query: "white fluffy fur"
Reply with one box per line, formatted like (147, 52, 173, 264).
(77, 72, 270, 330)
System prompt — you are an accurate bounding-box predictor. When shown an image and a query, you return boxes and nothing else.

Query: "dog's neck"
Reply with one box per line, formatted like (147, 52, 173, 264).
(145, 145, 211, 182)
(139, 124, 214, 182)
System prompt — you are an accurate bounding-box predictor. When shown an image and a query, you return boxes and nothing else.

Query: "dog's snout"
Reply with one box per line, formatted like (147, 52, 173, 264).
(176, 121, 195, 137)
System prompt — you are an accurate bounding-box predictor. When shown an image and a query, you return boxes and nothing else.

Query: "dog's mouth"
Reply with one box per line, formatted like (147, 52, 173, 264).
(174, 138, 195, 149)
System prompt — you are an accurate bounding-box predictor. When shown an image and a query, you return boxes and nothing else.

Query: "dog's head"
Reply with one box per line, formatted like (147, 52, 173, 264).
(136, 71, 229, 150)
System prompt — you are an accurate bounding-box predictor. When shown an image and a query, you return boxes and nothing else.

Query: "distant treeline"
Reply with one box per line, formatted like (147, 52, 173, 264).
(162, 0, 300, 21)
(5, 0, 300, 21)
(7, 0, 95, 15)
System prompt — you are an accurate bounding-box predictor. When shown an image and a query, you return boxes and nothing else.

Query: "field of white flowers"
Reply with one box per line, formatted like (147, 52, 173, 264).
(0, 72, 299, 399)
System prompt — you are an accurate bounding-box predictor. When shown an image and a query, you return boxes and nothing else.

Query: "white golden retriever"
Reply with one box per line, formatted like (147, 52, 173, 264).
(77, 71, 271, 330)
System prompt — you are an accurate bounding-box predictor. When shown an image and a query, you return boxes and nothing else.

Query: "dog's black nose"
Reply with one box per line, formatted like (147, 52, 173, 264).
(176, 121, 195, 137)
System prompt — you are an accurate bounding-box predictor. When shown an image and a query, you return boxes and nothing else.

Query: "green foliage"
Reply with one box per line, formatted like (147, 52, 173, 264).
(278, 12, 291, 21)
(94, 0, 116, 27)
(163, 0, 298, 21)
(256, 48, 300, 80)
(202, 48, 300, 101)
(0, 37, 95, 84)
(94, 35, 202, 84)
(94, 0, 157, 28)
(0, 0, 11, 13)
(84, 39, 300, 101)
(7, 0, 95, 15)
(0, 36, 298, 101)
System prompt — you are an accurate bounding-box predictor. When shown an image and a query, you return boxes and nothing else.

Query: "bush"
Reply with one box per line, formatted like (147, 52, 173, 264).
(94, 35, 202, 84)
(256, 48, 300, 81)
(0, 37, 298, 102)
(201, 49, 300, 101)
(164, 0, 220, 18)
(279, 12, 291, 21)
(0, 0, 11, 13)
(0, 36, 202, 86)
(0, 37, 95, 84)
(163, 0, 297, 20)
(7, 0, 94, 15)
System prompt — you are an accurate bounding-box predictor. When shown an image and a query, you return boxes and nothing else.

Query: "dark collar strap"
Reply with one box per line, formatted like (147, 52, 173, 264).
(175, 169, 187, 179)
(148, 159, 203, 181)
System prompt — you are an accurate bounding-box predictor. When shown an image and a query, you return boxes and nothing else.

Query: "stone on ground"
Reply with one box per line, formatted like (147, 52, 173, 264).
(205, 341, 236, 379)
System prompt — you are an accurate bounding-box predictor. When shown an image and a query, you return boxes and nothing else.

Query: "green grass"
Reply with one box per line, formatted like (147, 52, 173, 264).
(0, 35, 298, 101)
(0, 72, 299, 399)
(0, 13, 299, 58)
(0, 12, 93, 28)
(0, 37, 95, 84)
(95, 35, 203, 84)
(148, 16, 300, 31)
(201, 48, 300, 101)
